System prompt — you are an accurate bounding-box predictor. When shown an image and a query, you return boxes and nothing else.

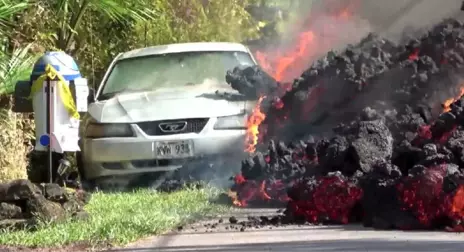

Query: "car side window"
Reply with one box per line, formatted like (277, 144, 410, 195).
(233, 52, 255, 66)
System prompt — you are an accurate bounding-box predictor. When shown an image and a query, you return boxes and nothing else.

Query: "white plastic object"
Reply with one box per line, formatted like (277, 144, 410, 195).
(73, 77, 89, 112)
(32, 80, 81, 153)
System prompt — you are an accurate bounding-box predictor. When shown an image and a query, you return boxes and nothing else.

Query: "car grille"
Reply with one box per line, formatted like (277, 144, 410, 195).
(137, 118, 209, 136)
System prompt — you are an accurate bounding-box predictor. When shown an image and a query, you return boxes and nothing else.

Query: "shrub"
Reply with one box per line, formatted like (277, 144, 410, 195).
(0, 95, 34, 182)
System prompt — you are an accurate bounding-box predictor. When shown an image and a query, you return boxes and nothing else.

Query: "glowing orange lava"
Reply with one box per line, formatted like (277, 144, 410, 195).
(245, 96, 266, 153)
(228, 173, 277, 207)
(450, 185, 464, 218)
(443, 87, 464, 112)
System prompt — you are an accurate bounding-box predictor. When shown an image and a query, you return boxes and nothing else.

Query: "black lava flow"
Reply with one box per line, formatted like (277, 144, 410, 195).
(224, 18, 464, 231)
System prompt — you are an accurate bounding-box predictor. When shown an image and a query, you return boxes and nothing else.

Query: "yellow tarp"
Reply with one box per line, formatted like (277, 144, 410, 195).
(29, 64, 79, 119)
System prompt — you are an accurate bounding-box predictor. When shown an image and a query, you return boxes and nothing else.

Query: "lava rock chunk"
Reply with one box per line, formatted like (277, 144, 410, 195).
(225, 65, 278, 98)
(347, 120, 394, 173)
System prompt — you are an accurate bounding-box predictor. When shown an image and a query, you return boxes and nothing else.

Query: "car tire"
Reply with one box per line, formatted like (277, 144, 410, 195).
(75, 153, 130, 191)
(76, 152, 87, 180)
(75, 151, 98, 191)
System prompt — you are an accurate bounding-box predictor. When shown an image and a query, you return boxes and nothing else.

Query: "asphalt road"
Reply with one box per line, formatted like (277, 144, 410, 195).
(119, 240, 463, 252)
(111, 1, 464, 251)
(114, 208, 464, 252)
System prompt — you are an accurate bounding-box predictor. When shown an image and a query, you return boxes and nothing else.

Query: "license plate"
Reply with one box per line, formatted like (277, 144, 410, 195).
(154, 141, 193, 158)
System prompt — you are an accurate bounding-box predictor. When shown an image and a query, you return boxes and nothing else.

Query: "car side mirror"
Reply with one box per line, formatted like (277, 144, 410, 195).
(88, 88, 95, 104)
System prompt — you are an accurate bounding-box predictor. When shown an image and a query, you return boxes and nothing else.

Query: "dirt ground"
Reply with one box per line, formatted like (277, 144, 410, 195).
(0, 241, 114, 252)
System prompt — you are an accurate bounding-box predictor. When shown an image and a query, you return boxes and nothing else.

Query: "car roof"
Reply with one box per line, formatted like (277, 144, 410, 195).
(117, 42, 251, 61)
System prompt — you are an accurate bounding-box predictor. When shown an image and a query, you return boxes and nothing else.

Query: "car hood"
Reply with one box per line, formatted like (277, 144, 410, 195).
(88, 80, 254, 123)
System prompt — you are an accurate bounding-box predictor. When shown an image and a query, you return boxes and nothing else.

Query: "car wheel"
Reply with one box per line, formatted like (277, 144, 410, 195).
(75, 152, 100, 191)
(76, 152, 87, 181)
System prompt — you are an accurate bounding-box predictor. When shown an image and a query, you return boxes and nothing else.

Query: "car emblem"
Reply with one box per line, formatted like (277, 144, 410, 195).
(158, 121, 187, 133)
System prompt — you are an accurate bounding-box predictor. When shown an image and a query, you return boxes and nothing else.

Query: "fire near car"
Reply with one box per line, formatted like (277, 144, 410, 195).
(77, 42, 258, 189)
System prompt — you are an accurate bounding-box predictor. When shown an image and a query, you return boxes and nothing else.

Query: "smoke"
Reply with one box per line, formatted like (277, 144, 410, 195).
(374, 0, 464, 40)
(253, 0, 373, 82)
(156, 155, 245, 190)
(252, 0, 464, 83)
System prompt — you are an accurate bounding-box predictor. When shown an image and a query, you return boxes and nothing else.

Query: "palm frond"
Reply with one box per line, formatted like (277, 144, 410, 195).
(0, 44, 37, 94)
(89, 0, 157, 22)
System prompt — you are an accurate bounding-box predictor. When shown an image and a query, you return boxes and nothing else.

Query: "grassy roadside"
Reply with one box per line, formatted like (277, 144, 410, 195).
(0, 187, 229, 248)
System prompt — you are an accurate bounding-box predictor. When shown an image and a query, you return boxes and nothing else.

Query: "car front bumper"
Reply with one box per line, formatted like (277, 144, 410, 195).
(80, 126, 247, 180)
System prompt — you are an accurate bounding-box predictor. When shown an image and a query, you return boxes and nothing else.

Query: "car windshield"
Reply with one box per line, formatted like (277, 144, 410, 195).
(98, 50, 255, 98)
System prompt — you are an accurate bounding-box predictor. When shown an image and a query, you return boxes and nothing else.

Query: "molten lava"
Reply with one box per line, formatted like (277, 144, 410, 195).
(288, 175, 363, 224)
(443, 87, 464, 112)
(245, 96, 266, 153)
(396, 165, 448, 227)
(450, 185, 464, 219)
(229, 173, 288, 207)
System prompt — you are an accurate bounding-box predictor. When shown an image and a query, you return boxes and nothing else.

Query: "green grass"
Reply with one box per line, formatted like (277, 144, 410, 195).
(0, 187, 229, 247)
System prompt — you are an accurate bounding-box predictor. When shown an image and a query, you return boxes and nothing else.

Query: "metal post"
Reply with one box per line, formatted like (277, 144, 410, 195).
(46, 77, 53, 183)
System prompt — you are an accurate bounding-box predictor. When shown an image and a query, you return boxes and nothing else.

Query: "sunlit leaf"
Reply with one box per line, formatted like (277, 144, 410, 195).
(0, 44, 37, 94)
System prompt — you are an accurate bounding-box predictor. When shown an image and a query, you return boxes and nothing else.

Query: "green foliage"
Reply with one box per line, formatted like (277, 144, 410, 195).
(42, 0, 157, 51)
(0, 2, 32, 94)
(0, 188, 228, 247)
(0, 0, 29, 35)
(163, 0, 258, 43)
(0, 44, 36, 94)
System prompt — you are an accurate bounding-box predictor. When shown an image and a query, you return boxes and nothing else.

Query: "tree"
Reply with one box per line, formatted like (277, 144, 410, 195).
(46, 0, 155, 52)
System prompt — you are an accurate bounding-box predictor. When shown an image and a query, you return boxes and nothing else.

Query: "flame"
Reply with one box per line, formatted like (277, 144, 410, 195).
(256, 32, 315, 82)
(254, 2, 358, 82)
(443, 87, 464, 112)
(227, 190, 243, 207)
(245, 96, 266, 153)
(228, 174, 247, 206)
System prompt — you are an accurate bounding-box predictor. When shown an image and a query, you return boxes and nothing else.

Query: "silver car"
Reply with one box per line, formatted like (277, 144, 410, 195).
(77, 42, 258, 188)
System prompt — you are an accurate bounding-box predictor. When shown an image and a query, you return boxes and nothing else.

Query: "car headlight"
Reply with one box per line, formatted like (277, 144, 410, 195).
(214, 114, 247, 130)
(85, 123, 134, 138)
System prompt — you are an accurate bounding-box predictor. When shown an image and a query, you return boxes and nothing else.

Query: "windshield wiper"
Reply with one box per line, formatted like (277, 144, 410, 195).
(97, 87, 153, 101)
